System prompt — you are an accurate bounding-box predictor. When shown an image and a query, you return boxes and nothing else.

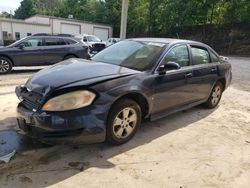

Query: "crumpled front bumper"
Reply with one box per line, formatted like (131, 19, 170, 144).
(16, 103, 107, 145)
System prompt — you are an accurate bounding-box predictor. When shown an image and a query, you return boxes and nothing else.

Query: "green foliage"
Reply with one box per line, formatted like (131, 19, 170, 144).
(14, 0, 36, 19)
(13, 0, 250, 37)
(0, 11, 13, 18)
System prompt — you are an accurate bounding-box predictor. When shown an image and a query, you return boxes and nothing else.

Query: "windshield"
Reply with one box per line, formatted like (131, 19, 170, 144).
(87, 36, 101, 42)
(8, 37, 27, 47)
(92, 40, 166, 71)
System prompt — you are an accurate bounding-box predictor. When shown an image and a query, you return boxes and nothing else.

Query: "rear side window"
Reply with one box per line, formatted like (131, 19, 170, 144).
(162, 45, 189, 67)
(191, 47, 210, 65)
(210, 51, 219, 62)
(44, 38, 66, 46)
(65, 38, 77, 45)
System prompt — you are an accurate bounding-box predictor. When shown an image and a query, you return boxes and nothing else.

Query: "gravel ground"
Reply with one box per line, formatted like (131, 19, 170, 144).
(0, 57, 249, 188)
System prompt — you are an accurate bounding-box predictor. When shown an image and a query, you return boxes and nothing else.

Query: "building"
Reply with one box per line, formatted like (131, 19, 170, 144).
(0, 15, 113, 45)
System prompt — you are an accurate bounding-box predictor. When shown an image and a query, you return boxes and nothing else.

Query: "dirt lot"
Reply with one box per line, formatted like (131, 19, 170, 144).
(0, 57, 249, 188)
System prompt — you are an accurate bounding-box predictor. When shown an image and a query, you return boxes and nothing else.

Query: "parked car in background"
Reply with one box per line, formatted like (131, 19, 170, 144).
(0, 34, 89, 74)
(16, 38, 232, 145)
(75, 34, 106, 54)
(106, 38, 121, 46)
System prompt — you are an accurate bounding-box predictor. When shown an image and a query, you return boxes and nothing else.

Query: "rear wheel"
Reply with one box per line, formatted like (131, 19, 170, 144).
(106, 99, 141, 145)
(0, 57, 12, 74)
(204, 82, 223, 108)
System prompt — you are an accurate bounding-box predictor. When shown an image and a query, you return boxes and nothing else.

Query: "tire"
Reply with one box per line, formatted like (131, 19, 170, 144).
(106, 99, 141, 145)
(63, 55, 77, 60)
(0, 57, 12, 74)
(204, 82, 223, 108)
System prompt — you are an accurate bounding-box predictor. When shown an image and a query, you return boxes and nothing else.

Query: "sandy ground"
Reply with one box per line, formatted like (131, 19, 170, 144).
(0, 57, 249, 188)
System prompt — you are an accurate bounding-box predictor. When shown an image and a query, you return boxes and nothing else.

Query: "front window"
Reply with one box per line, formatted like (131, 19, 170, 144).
(87, 36, 101, 42)
(92, 40, 166, 71)
(19, 38, 43, 47)
(161, 45, 189, 67)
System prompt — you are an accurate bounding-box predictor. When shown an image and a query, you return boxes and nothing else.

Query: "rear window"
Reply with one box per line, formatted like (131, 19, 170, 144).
(44, 38, 66, 46)
(191, 47, 210, 65)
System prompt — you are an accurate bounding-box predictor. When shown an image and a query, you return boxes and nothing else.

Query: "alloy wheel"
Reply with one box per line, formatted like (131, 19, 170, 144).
(113, 107, 138, 139)
(0, 59, 10, 73)
(211, 85, 221, 106)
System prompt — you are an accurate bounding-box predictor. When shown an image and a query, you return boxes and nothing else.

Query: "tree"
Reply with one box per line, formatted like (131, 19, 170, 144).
(0, 11, 13, 18)
(14, 0, 36, 19)
(13, 0, 249, 37)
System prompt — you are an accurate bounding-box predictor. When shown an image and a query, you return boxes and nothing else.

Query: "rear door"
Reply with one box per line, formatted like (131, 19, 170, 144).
(189, 45, 219, 101)
(42, 37, 68, 64)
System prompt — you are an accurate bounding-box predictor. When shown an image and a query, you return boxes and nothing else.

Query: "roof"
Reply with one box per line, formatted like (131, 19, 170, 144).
(27, 15, 113, 28)
(130, 37, 205, 46)
(0, 17, 50, 26)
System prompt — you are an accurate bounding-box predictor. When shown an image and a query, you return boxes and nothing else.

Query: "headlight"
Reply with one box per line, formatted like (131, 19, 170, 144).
(42, 90, 96, 111)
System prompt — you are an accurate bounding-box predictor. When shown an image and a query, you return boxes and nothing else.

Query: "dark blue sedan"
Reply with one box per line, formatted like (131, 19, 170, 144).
(16, 38, 232, 145)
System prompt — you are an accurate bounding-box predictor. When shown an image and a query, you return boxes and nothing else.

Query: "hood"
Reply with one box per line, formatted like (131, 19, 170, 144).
(26, 58, 139, 95)
(0, 46, 11, 51)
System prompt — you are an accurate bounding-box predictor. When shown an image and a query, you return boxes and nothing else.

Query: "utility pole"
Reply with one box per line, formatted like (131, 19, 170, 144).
(120, 0, 129, 39)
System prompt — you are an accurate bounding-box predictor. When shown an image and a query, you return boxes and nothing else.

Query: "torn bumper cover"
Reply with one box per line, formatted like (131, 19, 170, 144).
(15, 86, 106, 145)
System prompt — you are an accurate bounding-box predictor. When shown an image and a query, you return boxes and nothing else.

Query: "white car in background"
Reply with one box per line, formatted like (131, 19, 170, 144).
(106, 38, 121, 46)
(75, 34, 106, 53)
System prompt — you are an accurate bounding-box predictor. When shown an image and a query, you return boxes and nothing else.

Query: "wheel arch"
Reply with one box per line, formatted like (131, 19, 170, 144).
(0, 55, 14, 66)
(63, 54, 78, 60)
(108, 92, 150, 120)
(217, 77, 226, 91)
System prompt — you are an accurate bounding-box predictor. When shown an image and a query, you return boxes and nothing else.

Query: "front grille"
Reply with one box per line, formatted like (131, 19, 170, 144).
(22, 98, 40, 110)
(17, 87, 42, 111)
(93, 43, 105, 48)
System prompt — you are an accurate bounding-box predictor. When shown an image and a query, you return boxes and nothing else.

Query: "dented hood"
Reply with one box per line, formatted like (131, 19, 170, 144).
(25, 58, 139, 94)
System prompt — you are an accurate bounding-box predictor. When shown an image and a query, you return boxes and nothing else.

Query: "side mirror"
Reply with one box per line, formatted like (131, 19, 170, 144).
(165, 61, 181, 70)
(157, 61, 181, 75)
(18, 43, 25, 49)
(83, 38, 87, 42)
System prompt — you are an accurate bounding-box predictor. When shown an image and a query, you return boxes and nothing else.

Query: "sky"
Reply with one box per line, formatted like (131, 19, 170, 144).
(0, 0, 21, 13)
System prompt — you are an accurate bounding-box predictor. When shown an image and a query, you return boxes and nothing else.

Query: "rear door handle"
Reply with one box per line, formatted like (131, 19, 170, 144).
(185, 72, 193, 78)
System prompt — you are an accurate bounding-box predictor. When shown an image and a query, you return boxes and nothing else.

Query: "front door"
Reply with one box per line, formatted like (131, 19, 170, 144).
(151, 44, 195, 119)
(12, 37, 45, 66)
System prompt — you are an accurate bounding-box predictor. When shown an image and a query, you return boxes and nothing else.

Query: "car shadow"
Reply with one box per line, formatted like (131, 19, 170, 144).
(0, 106, 217, 187)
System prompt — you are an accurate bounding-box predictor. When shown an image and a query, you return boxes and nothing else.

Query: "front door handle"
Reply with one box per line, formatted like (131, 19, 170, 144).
(185, 72, 193, 78)
(211, 67, 217, 72)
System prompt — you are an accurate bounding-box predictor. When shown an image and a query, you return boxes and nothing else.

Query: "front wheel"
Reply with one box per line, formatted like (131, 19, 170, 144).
(106, 99, 141, 145)
(0, 57, 12, 74)
(204, 82, 223, 108)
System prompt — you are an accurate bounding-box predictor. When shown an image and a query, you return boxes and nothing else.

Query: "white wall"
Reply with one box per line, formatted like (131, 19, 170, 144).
(25, 16, 50, 25)
(0, 22, 2, 44)
(1, 21, 50, 40)
(51, 18, 112, 37)
(0, 16, 113, 45)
